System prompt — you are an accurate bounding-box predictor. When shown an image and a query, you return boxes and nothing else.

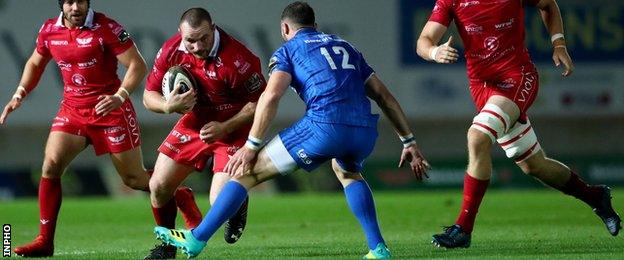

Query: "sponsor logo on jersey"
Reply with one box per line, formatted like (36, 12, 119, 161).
(205, 69, 217, 80)
(297, 149, 313, 165)
(171, 130, 191, 144)
(459, 1, 480, 8)
(465, 24, 483, 35)
(50, 40, 69, 46)
(57, 61, 72, 71)
(484, 36, 499, 51)
(77, 58, 97, 69)
(123, 106, 140, 145)
(495, 18, 514, 30)
(518, 71, 536, 103)
(71, 73, 87, 86)
(497, 78, 516, 89)
(76, 37, 93, 46)
(104, 126, 124, 134)
(233, 56, 251, 74)
(244, 73, 263, 93)
(108, 134, 126, 144)
(164, 141, 181, 154)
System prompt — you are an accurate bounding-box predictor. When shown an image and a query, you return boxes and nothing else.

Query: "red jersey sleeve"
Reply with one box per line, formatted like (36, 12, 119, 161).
(101, 18, 134, 56)
(228, 54, 266, 103)
(35, 23, 51, 57)
(145, 47, 170, 93)
(428, 0, 454, 27)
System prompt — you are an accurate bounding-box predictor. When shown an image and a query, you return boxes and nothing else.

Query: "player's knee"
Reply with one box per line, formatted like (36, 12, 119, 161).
(470, 104, 511, 147)
(41, 156, 65, 178)
(148, 177, 169, 197)
(467, 127, 493, 153)
(121, 174, 146, 190)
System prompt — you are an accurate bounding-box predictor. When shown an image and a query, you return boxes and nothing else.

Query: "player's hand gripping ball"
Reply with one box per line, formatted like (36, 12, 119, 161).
(162, 65, 196, 100)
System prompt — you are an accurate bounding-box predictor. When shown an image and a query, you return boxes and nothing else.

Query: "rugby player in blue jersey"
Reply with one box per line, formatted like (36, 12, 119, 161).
(153, 2, 430, 258)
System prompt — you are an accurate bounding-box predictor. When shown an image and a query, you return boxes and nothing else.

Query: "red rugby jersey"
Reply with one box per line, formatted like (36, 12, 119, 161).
(36, 9, 134, 107)
(146, 27, 266, 123)
(428, 0, 541, 80)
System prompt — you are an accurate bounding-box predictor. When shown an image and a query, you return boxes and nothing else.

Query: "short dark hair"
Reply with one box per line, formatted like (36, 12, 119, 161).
(281, 1, 315, 26)
(58, 0, 90, 10)
(180, 7, 212, 27)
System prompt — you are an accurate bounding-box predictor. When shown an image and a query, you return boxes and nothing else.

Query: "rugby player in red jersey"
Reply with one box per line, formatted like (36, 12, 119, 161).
(143, 7, 266, 248)
(416, 0, 621, 248)
(0, 1, 201, 258)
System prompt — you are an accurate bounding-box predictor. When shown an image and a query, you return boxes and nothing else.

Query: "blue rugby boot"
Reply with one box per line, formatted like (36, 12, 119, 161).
(154, 226, 206, 258)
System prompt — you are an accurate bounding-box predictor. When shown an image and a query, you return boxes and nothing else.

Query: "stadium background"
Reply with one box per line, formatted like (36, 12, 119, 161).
(0, 0, 622, 197)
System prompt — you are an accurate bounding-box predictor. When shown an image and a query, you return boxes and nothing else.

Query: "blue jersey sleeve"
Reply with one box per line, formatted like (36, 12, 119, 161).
(358, 52, 375, 83)
(268, 46, 293, 75)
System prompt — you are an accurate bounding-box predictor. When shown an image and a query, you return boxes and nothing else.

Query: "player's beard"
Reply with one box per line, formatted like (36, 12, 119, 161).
(64, 11, 86, 27)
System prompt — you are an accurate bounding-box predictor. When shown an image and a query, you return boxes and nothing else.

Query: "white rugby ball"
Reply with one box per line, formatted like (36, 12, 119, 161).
(161, 66, 195, 100)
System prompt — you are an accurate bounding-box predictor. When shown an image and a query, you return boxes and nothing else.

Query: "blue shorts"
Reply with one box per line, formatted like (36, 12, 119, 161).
(265, 117, 378, 174)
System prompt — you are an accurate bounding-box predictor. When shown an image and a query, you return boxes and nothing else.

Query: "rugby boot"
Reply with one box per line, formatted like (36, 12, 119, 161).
(431, 224, 471, 248)
(224, 196, 248, 244)
(591, 185, 621, 236)
(154, 227, 206, 258)
(14, 235, 54, 257)
(174, 187, 203, 229)
(363, 242, 391, 259)
(143, 243, 176, 260)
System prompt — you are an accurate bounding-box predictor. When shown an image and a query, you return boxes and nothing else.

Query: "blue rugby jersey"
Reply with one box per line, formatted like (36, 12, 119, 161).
(269, 28, 379, 127)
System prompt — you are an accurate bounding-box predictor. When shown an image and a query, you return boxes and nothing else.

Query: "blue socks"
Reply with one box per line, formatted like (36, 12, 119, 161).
(344, 180, 385, 249)
(191, 181, 248, 241)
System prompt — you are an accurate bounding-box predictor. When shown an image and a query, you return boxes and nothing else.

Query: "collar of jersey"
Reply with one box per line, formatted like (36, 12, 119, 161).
(54, 8, 95, 29)
(177, 27, 221, 58)
(294, 27, 318, 37)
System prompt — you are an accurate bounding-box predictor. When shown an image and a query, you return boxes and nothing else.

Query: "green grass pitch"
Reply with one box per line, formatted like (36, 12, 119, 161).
(3, 189, 623, 259)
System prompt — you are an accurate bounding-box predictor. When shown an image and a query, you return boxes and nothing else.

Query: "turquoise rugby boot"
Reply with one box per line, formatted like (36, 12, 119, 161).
(363, 242, 391, 259)
(154, 226, 206, 258)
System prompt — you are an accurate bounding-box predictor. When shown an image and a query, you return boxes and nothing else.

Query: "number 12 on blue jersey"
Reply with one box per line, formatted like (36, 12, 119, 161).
(320, 46, 355, 70)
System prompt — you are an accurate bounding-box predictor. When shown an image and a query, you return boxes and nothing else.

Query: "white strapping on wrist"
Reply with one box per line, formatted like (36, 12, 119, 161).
(551, 33, 564, 43)
(119, 87, 130, 98)
(429, 46, 440, 62)
(245, 136, 263, 151)
(399, 133, 417, 148)
(114, 93, 126, 103)
(17, 85, 27, 94)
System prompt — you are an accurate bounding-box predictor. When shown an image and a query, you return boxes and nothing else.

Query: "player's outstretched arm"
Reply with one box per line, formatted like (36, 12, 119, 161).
(95, 46, 148, 115)
(416, 21, 458, 64)
(535, 0, 574, 76)
(1, 50, 51, 124)
(364, 74, 430, 180)
(225, 71, 291, 177)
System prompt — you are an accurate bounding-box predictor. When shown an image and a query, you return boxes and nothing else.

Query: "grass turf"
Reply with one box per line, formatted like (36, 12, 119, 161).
(2, 189, 623, 259)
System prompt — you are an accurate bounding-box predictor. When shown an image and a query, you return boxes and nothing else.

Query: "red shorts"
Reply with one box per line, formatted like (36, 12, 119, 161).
(158, 113, 249, 172)
(469, 65, 539, 122)
(51, 101, 142, 155)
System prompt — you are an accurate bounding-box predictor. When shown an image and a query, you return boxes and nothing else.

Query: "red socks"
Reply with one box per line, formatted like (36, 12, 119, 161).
(559, 171, 603, 207)
(455, 173, 490, 233)
(152, 199, 177, 229)
(38, 177, 62, 243)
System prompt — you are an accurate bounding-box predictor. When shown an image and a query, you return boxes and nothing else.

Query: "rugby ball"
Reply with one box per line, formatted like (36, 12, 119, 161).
(161, 66, 196, 100)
